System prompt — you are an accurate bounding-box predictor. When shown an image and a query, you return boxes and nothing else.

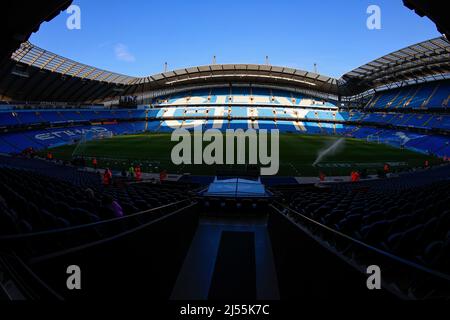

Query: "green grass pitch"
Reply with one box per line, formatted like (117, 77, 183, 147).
(44, 133, 440, 177)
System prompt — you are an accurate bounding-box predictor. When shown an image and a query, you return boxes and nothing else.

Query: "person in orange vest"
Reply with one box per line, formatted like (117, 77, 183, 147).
(424, 160, 430, 168)
(102, 171, 109, 186)
(134, 165, 142, 181)
(159, 170, 167, 183)
(47, 152, 53, 161)
(103, 168, 113, 186)
(319, 171, 326, 182)
(351, 171, 360, 182)
(92, 158, 98, 169)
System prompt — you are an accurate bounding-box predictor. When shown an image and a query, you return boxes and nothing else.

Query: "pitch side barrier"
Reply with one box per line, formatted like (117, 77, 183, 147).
(269, 202, 450, 300)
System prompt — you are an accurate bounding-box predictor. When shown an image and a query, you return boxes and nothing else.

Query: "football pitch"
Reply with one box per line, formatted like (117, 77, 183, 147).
(45, 133, 440, 177)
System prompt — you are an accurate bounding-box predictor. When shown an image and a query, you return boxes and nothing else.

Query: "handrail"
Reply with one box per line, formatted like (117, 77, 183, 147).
(29, 201, 197, 264)
(0, 200, 197, 300)
(0, 199, 192, 242)
(271, 201, 450, 282)
(3, 252, 64, 300)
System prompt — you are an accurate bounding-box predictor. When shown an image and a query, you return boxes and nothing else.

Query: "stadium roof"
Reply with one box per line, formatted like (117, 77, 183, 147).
(0, 42, 340, 102)
(2, 36, 450, 102)
(1, 0, 450, 103)
(340, 37, 450, 95)
(403, 0, 450, 40)
(10, 43, 339, 90)
(136, 63, 339, 94)
(0, 0, 72, 65)
(12, 42, 139, 85)
(2, 37, 449, 102)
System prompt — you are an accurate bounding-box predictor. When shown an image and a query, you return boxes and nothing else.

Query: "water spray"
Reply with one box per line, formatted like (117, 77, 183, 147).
(313, 138, 345, 167)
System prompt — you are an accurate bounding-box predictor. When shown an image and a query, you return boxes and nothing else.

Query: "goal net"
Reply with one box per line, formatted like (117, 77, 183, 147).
(367, 134, 405, 148)
(72, 130, 114, 157)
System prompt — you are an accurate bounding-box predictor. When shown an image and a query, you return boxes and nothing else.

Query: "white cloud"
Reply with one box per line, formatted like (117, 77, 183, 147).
(114, 43, 136, 62)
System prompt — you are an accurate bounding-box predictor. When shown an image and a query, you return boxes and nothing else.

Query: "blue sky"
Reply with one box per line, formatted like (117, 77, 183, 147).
(30, 0, 441, 78)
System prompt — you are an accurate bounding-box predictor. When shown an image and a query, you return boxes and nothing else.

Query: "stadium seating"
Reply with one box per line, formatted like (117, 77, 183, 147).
(285, 178, 450, 274)
(0, 166, 190, 235)
(0, 111, 20, 127)
(2, 114, 449, 158)
(0, 88, 449, 301)
(3, 106, 450, 130)
(151, 87, 334, 108)
(0, 82, 449, 161)
(368, 80, 450, 110)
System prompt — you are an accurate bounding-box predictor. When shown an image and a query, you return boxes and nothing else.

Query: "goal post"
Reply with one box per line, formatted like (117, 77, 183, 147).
(367, 134, 405, 148)
(72, 129, 114, 157)
(80, 130, 114, 143)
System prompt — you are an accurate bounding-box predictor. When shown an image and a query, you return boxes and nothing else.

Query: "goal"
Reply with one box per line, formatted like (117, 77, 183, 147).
(72, 129, 114, 157)
(79, 130, 113, 143)
(367, 134, 405, 148)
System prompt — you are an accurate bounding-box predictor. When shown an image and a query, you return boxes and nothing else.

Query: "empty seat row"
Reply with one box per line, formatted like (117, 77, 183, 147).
(284, 179, 450, 273)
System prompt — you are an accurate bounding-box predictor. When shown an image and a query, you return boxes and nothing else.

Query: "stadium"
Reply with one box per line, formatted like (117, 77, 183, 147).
(0, 0, 449, 306)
